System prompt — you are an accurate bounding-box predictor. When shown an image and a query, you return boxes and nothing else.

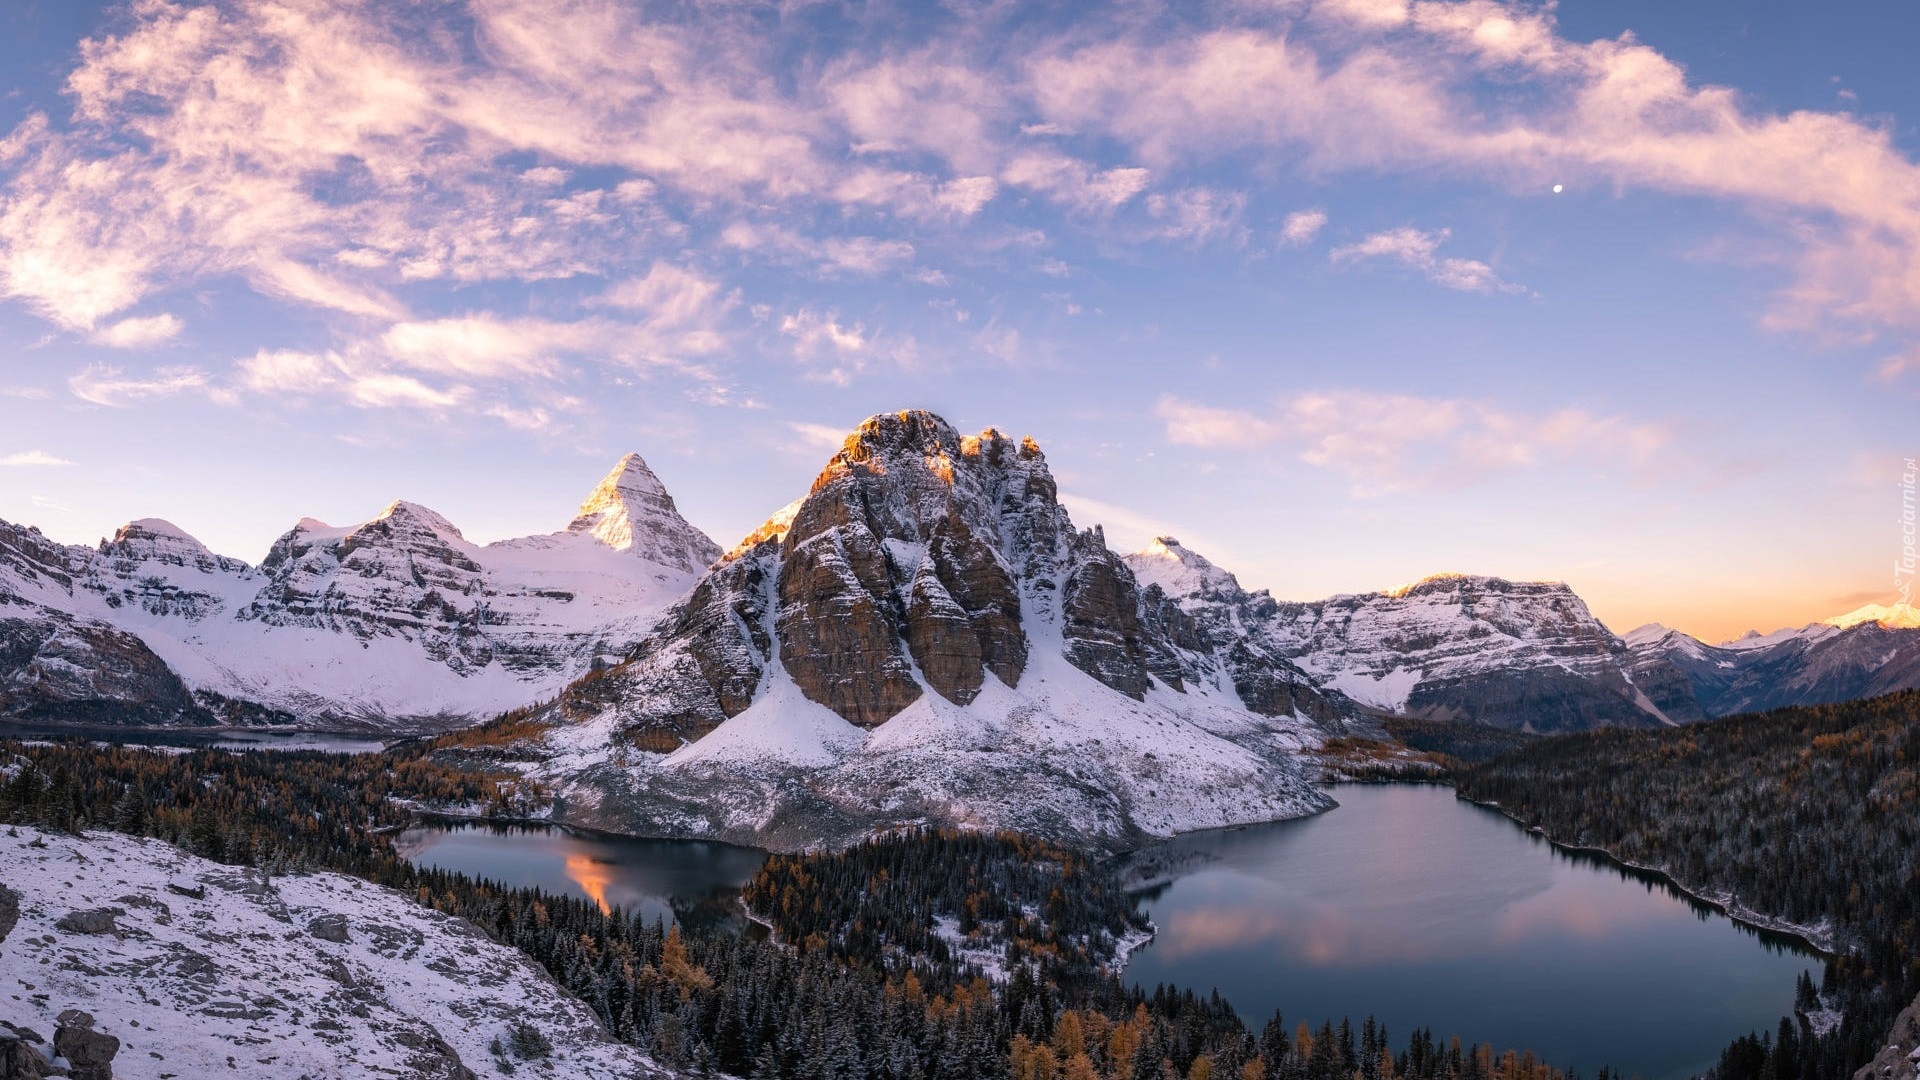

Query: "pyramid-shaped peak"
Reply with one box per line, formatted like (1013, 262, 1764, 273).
(571, 453, 678, 538)
(1126, 535, 1241, 599)
(598, 453, 672, 502)
(569, 453, 721, 574)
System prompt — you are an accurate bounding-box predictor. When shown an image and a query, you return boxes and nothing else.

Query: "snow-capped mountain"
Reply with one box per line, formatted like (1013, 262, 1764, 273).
(1625, 607, 1920, 717)
(0, 454, 718, 732)
(1127, 539, 1699, 731)
(484, 411, 1342, 851)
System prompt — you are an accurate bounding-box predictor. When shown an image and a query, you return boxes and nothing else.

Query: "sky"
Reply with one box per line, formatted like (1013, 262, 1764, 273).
(0, 0, 1916, 644)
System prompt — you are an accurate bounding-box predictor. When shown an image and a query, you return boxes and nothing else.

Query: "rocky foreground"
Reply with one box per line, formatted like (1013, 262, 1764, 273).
(0, 826, 667, 1079)
(1854, 992, 1920, 1080)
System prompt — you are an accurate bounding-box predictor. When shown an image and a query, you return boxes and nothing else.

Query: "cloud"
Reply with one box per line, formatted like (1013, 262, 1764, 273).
(230, 298, 733, 421)
(1331, 227, 1523, 294)
(90, 313, 183, 349)
(1024, 7, 1920, 340)
(778, 308, 917, 386)
(1056, 491, 1233, 563)
(1157, 389, 1665, 495)
(68, 364, 209, 407)
(233, 350, 466, 410)
(787, 421, 853, 455)
(718, 223, 918, 276)
(1876, 348, 1920, 381)
(1000, 154, 1151, 213)
(1281, 209, 1329, 247)
(1145, 188, 1248, 246)
(0, 451, 75, 467)
(972, 322, 1024, 365)
(2, 0, 1919, 353)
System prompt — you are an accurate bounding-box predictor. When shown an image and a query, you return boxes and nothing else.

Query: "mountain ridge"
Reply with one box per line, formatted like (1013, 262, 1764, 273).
(4, 412, 1915, 745)
(0, 453, 719, 732)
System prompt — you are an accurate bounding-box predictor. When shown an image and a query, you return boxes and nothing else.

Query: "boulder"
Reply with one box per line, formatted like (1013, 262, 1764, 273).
(308, 913, 350, 943)
(54, 908, 121, 935)
(53, 1010, 118, 1080)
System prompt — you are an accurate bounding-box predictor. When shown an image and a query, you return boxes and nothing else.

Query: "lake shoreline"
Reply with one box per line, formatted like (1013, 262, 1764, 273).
(1452, 791, 1838, 957)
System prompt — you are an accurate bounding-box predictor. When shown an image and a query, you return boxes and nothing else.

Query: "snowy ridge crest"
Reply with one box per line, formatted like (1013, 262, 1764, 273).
(0, 455, 721, 733)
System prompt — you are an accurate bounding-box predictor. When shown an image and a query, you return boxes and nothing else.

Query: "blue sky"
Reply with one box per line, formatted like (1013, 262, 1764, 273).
(0, 0, 1915, 642)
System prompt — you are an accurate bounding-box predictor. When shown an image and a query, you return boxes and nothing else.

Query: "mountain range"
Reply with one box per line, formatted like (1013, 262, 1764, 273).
(3, 407, 1920, 760)
(0, 455, 718, 731)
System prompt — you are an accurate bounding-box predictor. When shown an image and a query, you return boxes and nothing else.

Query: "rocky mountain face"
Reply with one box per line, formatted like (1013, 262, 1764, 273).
(1128, 539, 1696, 732)
(1626, 616, 1920, 718)
(0, 455, 718, 733)
(494, 411, 1345, 851)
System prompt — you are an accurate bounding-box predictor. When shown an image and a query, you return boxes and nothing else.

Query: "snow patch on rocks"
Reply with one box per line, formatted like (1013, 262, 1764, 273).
(0, 826, 673, 1079)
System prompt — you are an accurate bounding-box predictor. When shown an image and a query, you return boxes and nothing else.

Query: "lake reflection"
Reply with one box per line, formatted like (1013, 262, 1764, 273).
(393, 822, 768, 932)
(1123, 784, 1818, 1080)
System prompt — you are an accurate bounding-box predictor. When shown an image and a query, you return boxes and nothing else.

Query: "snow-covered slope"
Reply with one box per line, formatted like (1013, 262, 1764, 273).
(487, 411, 1339, 852)
(0, 825, 671, 1079)
(1626, 610, 1920, 718)
(1127, 541, 1697, 732)
(0, 454, 718, 733)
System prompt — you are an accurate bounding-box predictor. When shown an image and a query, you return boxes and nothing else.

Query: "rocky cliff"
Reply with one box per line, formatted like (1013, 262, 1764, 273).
(484, 411, 1344, 851)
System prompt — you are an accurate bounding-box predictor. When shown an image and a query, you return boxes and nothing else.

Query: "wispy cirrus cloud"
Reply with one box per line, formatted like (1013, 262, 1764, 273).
(69, 364, 210, 408)
(208, 262, 738, 423)
(1332, 227, 1523, 294)
(778, 308, 920, 386)
(0, 450, 75, 467)
(1157, 390, 1666, 495)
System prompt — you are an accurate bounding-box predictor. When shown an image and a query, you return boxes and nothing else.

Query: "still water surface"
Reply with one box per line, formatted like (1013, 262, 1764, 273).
(1122, 784, 1818, 1080)
(392, 822, 768, 932)
(0, 722, 388, 754)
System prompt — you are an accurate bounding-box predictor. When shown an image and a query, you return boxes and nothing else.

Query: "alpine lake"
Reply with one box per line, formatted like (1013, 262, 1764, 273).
(392, 783, 1819, 1080)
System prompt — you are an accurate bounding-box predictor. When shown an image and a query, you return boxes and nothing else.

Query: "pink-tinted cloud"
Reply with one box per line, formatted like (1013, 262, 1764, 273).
(1158, 389, 1666, 495)
(68, 363, 209, 408)
(3, 0, 1919, 350)
(1280, 209, 1329, 247)
(1331, 226, 1523, 293)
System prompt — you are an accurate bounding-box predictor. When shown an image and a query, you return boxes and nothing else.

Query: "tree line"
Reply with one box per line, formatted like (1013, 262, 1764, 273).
(0, 737, 1591, 1080)
(1455, 689, 1920, 1080)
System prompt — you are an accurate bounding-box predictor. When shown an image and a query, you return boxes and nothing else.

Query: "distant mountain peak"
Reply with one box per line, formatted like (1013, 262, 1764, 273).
(1826, 602, 1920, 631)
(1379, 572, 1570, 600)
(118, 517, 196, 542)
(568, 453, 720, 574)
(1127, 535, 1245, 600)
(1623, 622, 1678, 648)
(102, 517, 211, 555)
(97, 517, 248, 576)
(372, 499, 465, 538)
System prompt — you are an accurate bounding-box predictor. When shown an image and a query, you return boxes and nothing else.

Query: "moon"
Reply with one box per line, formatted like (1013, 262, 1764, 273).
(1552, 184, 1564, 194)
